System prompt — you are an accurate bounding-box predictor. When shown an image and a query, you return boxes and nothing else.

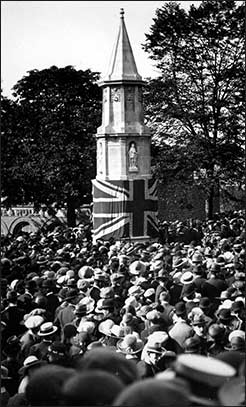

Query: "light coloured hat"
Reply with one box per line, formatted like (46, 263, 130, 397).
(218, 299, 233, 311)
(98, 319, 115, 336)
(128, 285, 144, 297)
(18, 355, 46, 375)
(150, 260, 164, 272)
(180, 271, 195, 285)
(129, 260, 146, 276)
(228, 329, 245, 342)
(109, 324, 125, 338)
(77, 320, 95, 334)
(38, 322, 58, 336)
(191, 252, 203, 264)
(147, 331, 169, 345)
(124, 296, 141, 310)
(24, 315, 44, 329)
(143, 288, 155, 298)
(174, 354, 236, 388)
(78, 296, 95, 314)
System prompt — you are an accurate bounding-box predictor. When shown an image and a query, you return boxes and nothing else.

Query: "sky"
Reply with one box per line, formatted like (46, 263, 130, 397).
(1, 1, 201, 98)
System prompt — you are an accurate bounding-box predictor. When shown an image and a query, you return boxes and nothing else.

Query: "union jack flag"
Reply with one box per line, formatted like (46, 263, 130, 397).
(92, 178, 159, 241)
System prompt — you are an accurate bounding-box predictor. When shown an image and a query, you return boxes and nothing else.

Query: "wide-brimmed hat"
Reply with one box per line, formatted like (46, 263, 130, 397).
(38, 322, 58, 337)
(191, 253, 203, 264)
(24, 315, 44, 330)
(100, 287, 114, 299)
(180, 271, 195, 285)
(128, 285, 144, 297)
(95, 298, 114, 313)
(78, 296, 95, 314)
(78, 266, 94, 279)
(146, 341, 166, 355)
(190, 314, 206, 326)
(129, 260, 146, 276)
(18, 356, 46, 376)
(117, 334, 143, 355)
(109, 324, 125, 339)
(77, 320, 96, 334)
(136, 305, 152, 319)
(98, 319, 115, 336)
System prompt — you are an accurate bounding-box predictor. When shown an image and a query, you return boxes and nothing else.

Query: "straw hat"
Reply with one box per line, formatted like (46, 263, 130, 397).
(180, 271, 195, 285)
(38, 322, 58, 337)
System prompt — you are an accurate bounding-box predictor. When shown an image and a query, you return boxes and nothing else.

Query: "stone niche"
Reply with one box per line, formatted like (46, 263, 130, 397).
(96, 135, 151, 181)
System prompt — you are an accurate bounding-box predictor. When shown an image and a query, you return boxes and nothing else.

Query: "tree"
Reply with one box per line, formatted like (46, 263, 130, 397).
(143, 0, 245, 218)
(1, 66, 102, 226)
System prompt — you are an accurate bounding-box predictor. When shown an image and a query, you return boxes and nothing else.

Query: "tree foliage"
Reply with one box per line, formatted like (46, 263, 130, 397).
(143, 0, 245, 217)
(1, 66, 102, 225)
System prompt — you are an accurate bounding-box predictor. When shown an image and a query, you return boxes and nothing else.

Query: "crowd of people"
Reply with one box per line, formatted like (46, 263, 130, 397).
(1, 210, 245, 406)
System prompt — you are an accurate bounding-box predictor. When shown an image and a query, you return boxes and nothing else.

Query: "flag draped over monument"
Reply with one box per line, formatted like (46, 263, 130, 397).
(92, 9, 158, 242)
(92, 178, 158, 241)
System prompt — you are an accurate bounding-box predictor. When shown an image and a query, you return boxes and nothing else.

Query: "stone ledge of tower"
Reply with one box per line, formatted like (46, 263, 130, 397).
(98, 79, 145, 87)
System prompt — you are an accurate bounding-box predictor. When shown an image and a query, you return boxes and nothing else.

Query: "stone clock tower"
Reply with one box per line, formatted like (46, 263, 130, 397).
(92, 9, 158, 242)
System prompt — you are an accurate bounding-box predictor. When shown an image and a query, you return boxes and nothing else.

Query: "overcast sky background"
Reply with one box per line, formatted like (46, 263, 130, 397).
(1, 1, 201, 98)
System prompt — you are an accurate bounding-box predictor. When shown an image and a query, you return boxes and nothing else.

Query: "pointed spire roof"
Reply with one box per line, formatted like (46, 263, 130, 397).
(103, 9, 143, 84)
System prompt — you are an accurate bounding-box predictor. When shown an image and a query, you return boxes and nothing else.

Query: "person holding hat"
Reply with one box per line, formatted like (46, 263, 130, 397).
(30, 322, 58, 361)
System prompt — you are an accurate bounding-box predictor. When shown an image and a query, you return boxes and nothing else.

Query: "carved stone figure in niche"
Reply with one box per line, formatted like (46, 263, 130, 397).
(128, 141, 138, 172)
(111, 87, 120, 102)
